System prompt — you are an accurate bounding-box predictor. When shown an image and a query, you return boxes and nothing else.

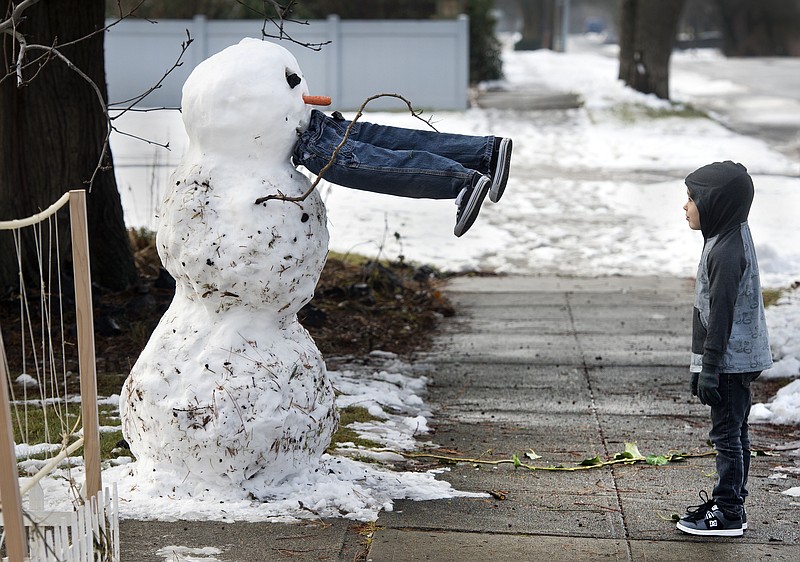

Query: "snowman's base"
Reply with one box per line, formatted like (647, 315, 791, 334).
(109, 454, 478, 522)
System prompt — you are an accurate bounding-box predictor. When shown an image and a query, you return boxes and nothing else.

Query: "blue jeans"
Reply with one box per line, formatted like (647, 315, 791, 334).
(710, 371, 760, 517)
(293, 109, 496, 199)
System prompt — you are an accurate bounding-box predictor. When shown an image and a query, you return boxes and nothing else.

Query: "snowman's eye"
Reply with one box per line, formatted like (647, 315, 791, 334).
(285, 70, 301, 89)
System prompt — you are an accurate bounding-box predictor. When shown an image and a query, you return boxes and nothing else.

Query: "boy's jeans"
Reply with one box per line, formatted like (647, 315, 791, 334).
(710, 371, 761, 517)
(293, 109, 495, 199)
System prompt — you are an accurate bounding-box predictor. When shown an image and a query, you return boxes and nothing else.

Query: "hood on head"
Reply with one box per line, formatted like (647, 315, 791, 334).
(684, 160, 753, 239)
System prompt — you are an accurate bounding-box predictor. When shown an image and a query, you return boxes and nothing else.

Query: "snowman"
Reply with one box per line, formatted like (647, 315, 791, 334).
(119, 38, 338, 495)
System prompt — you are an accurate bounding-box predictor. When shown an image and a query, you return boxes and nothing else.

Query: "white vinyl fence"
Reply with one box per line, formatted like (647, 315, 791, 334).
(105, 14, 470, 111)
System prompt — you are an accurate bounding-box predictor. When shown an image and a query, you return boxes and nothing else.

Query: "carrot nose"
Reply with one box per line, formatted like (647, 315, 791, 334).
(303, 95, 331, 106)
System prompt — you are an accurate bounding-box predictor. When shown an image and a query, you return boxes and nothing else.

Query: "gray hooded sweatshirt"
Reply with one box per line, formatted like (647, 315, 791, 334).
(686, 161, 772, 374)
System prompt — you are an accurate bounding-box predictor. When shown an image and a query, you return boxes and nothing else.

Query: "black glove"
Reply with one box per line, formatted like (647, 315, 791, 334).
(690, 372, 699, 396)
(697, 369, 721, 407)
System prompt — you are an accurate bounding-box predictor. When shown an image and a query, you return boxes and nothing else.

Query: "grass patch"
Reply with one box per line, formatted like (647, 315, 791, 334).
(608, 102, 709, 123)
(11, 401, 125, 465)
(763, 288, 783, 308)
(643, 103, 707, 119)
(327, 406, 383, 451)
(352, 521, 378, 558)
(13, 400, 392, 472)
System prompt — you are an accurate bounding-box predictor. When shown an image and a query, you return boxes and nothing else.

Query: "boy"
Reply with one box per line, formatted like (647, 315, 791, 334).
(676, 161, 772, 537)
(293, 106, 512, 238)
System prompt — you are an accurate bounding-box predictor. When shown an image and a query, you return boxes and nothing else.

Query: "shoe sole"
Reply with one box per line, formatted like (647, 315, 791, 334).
(489, 138, 512, 203)
(676, 521, 743, 537)
(454, 177, 490, 237)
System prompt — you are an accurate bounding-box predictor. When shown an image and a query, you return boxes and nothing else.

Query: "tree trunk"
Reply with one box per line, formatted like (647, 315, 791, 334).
(714, 0, 800, 56)
(0, 0, 137, 291)
(515, 0, 556, 51)
(618, 0, 685, 100)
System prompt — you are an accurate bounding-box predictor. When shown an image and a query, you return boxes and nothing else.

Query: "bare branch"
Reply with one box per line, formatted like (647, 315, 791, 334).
(108, 30, 193, 112)
(254, 93, 438, 206)
(235, 0, 331, 50)
(1, 0, 146, 85)
(111, 128, 171, 151)
(108, 0, 150, 22)
(1, 0, 332, 197)
(4, 14, 192, 186)
(0, 0, 42, 35)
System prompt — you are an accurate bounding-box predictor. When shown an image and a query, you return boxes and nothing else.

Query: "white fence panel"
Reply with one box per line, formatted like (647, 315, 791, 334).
(104, 15, 470, 111)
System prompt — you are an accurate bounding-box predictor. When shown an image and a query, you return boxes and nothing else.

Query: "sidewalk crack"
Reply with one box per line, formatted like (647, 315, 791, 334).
(565, 291, 633, 561)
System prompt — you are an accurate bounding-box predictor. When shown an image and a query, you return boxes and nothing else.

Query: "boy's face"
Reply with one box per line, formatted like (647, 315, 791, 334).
(684, 191, 701, 230)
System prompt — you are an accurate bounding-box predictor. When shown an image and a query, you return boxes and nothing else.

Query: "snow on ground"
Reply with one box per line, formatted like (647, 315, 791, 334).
(82, 39, 800, 521)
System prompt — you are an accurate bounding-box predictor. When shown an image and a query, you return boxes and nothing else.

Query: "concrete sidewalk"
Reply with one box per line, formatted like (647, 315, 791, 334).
(367, 275, 800, 561)
(119, 275, 800, 561)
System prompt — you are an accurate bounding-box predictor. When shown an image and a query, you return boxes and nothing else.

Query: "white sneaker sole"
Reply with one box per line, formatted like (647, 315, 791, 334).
(489, 138, 512, 203)
(454, 176, 490, 237)
(676, 521, 743, 537)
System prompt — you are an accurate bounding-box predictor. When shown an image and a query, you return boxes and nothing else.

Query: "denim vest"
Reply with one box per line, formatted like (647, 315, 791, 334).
(691, 223, 773, 373)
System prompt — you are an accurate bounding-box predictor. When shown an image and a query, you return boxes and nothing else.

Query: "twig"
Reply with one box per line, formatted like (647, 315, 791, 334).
(254, 93, 438, 205)
(0, 0, 41, 35)
(1, 2, 192, 191)
(107, 30, 193, 112)
(258, 0, 331, 50)
(375, 448, 718, 472)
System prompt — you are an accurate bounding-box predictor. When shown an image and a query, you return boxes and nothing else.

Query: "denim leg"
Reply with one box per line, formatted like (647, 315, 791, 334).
(294, 110, 485, 199)
(709, 371, 760, 516)
(352, 118, 495, 173)
(740, 371, 759, 503)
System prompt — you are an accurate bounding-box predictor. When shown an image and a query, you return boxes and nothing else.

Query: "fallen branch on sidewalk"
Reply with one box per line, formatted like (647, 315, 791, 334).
(390, 442, 718, 472)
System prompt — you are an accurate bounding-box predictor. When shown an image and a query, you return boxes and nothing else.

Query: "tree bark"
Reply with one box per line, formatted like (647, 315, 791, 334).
(714, 0, 800, 56)
(618, 0, 685, 100)
(0, 0, 137, 291)
(515, 0, 556, 51)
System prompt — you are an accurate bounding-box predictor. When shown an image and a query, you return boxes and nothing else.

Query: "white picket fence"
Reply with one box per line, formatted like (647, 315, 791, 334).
(1, 483, 119, 562)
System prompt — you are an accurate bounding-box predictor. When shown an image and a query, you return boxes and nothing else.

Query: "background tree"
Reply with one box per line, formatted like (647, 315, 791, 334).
(1, 0, 137, 291)
(467, 0, 503, 82)
(713, 0, 800, 56)
(618, 0, 685, 100)
(515, 0, 556, 50)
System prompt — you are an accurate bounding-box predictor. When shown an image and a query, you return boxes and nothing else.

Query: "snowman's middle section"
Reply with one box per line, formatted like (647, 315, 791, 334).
(121, 162, 336, 490)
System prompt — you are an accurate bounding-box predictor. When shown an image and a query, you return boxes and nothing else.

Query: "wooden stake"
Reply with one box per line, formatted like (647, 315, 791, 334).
(69, 189, 102, 500)
(0, 329, 28, 561)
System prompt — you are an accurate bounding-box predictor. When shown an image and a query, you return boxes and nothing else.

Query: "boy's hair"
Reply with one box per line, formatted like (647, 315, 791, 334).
(684, 160, 753, 238)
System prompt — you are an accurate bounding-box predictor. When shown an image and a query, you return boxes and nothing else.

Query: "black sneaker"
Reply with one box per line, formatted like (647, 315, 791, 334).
(488, 137, 512, 203)
(454, 175, 490, 237)
(676, 492, 743, 537)
(742, 507, 748, 531)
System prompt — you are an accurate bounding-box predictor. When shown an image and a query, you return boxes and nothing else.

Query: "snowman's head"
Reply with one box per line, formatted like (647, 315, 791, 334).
(181, 38, 312, 165)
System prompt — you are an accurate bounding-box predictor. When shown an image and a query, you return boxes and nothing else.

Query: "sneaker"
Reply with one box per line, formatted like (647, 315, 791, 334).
(454, 175, 490, 237)
(742, 507, 748, 531)
(488, 137, 512, 203)
(676, 492, 743, 537)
